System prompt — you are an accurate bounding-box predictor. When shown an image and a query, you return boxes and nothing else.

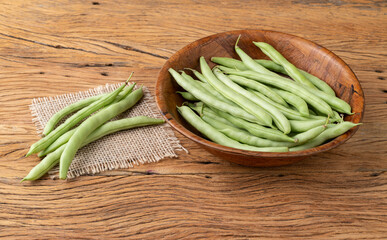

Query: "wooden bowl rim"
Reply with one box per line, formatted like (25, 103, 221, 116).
(155, 29, 364, 158)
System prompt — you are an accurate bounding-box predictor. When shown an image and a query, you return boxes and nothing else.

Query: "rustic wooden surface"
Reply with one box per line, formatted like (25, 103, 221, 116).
(0, 0, 386, 239)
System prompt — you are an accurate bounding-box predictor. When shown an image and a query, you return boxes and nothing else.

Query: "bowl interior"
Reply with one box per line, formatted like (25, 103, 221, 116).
(156, 30, 364, 160)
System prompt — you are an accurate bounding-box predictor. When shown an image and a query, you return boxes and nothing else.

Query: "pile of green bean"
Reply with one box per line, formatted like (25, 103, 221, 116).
(23, 74, 165, 181)
(170, 37, 360, 153)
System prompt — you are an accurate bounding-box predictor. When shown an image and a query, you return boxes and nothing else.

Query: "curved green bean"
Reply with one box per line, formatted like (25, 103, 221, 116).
(42, 94, 102, 136)
(177, 91, 199, 101)
(169, 68, 261, 124)
(42, 74, 135, 136)
(248, 88, 327, 121)
(302, 84, 352, 114)
(222, 69, 334, 116)
(289, 119, 328, 132)
(59, 87, 144, 179)
(22, 116, 165, 181)
(185, 68, 208, 83)
(38, 84, 135, 157)
(290, 121, 361, 151)
(253, 42, 316, 89)
(272, 88, 309, 117)
(255, 59, 336, 96)
(199, 57, 273, 127)
(222, 73, 288, 107)
(234, 37, 278, 77)
(211, 107, 295, 142)
(211, 57, 248, 71)
(202, 115, 294, 147)
(213, 68, 291, 134)
(26, 81, 131, 157)
(177, 106, 288, 152)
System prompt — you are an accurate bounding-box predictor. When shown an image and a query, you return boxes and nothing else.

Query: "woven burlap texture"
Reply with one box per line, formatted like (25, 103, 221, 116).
(29, 83, 186, 179)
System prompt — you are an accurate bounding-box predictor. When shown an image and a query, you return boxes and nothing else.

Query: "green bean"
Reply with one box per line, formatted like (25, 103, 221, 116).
(177, 91, 199, 101)
(211, 57, 248, 71)
(234, 36, 278, 77)
(220, 73, 288, 107)
(59, 87, 144, 179)
(289, 119, 328, 132)
(211, 107, 296, 142)
(213, 68, 291, 134)
(196, 81, 236, 106)
(247, 88, 327, 121)
(301, 84, 352, 114)
(38, 128, 75, 157)
(272, 88, 309, 117)
(180, 72, 234, 104)
(255, 59, 336, 96)
(42, 94, 103, 136)
(290, 121, 361, 151)
(42, 74, 135, 136)
(185, 68, 208, 83)
(211, 57, 336, 97)
(188, 103, 235, 127)
(22, 116, 165, 181)
(38, 84, 135, 157)
(169, 68, 261, 124)
(200, 57, 273, 127)
(253, 42, 317, 89)
(26, 81, 131, 157)
(222, 69, 334, 116)
(177, 106, 288, 152)
(202, 115, 294, 147)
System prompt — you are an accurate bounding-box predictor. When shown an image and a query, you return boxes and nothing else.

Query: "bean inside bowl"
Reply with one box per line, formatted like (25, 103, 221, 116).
(155, 30, 364, 167)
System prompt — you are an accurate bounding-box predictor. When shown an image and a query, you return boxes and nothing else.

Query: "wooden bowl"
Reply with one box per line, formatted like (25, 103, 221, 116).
(155, 30, 364, 167)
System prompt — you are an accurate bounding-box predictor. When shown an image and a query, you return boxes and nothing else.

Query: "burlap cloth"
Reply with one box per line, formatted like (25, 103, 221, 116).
(29, 83, 186, 179)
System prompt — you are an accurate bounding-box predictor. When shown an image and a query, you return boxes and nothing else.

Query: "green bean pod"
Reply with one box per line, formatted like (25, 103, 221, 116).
(198, 57, 273, 127)
(223, 73, 288, 107)
(38, 84, 135, 157)
(59, 87, 144, 179)
(202, 115, 294, 147)
(188, 103, 235, 127)
(177, 91, 199, 101)
(290, 121, 361, 151)
(289, 119, 328, 132)
(248, 89, 327, 121)
(22, 116, 165, 181)
(234, 37, 278, 77)
(302, 84, 352, 114)
(222, 69, 334, 116)
(213, 68, 291, 134)
(272, 88, 309, 117)
(185, 68, 208, 83)
(255, 59, 336, 96)
(211, 107, 296, 142)
(42, 94, 103, 136)
(211, 57, 248, 71)
(26, 81, 130, 157)
(177, 106, 288, 152)
(169, 68, 261, 124)
(253, 42, 316, 89)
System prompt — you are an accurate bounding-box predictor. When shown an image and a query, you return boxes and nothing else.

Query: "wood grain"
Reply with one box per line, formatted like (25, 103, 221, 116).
(0, 0, 386, 239)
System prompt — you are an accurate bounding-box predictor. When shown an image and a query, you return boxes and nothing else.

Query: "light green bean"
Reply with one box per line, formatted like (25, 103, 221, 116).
(169, 68, 262, 124)
(290, 122, 360, 151)
(222, 69, 334, 116)
(213, 68, 291, 134)
(253, 42, 316, 89)
(59, 87, 144, 179)
(22, 116, 165, 181)
(177, 106, 288, 152)
(199, 57, 273, 127)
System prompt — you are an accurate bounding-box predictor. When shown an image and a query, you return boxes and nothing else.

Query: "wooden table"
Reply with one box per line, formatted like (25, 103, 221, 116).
(1, 0, 386, 239)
